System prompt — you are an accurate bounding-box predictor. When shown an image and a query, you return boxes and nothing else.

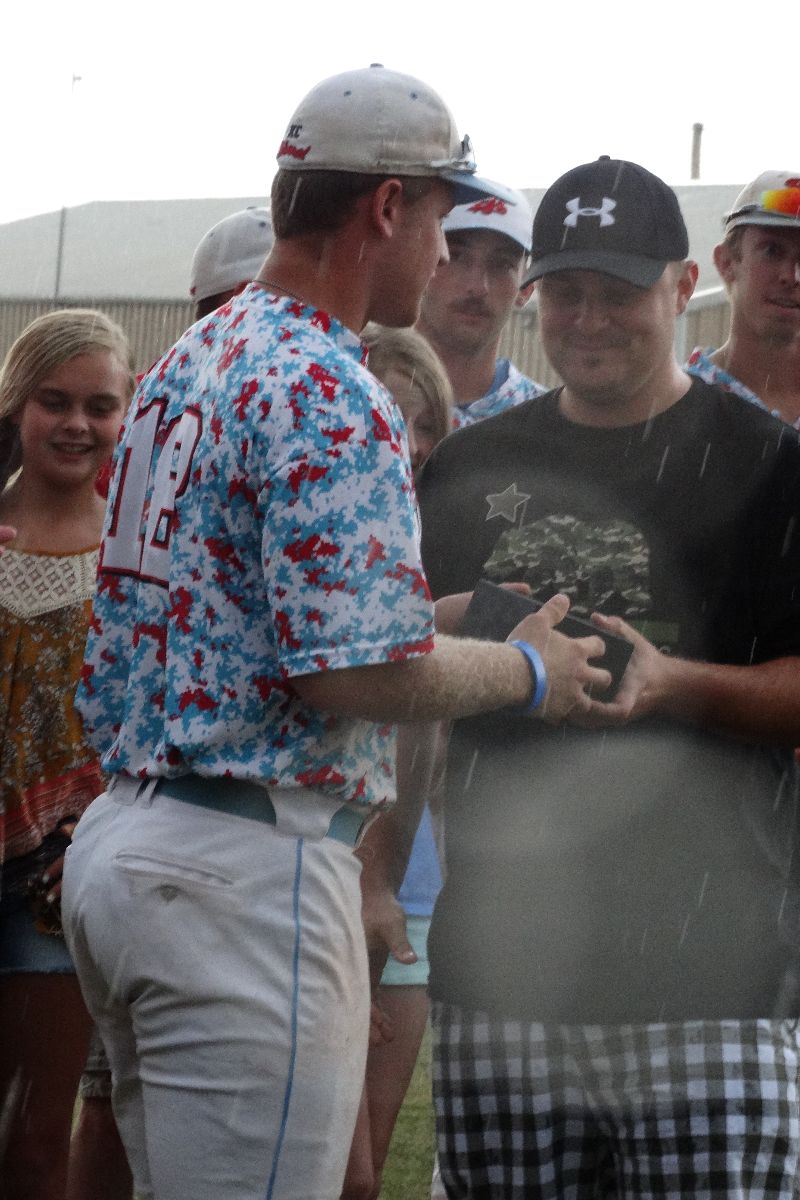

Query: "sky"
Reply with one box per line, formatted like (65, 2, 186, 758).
(2, 0, 795, 226)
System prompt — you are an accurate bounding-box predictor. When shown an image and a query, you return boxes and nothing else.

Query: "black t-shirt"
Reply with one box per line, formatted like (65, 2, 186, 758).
(417, 379, 800, 1023)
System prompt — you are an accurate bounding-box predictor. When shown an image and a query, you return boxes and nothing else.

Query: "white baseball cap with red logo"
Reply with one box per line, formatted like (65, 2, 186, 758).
(442, 187, 533, 252)
(276, 65, 516, 208)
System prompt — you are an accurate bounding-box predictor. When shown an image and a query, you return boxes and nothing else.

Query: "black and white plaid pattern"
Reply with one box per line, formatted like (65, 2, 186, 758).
(432, 1002, 800, 1199)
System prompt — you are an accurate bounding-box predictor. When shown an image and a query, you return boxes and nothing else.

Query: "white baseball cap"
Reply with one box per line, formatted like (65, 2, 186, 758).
(189, 207, 273, 301)
(725, 171, 800, 232)
(276, 65, 515, 207)
(442, 188, 533, 252)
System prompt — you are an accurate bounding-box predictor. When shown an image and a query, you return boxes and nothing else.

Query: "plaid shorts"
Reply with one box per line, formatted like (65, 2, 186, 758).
(432, 1002, 800, 1199)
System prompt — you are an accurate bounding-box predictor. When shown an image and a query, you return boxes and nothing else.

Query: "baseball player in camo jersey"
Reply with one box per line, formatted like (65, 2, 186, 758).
(417, 185, 545, 426)
(69, 204, 279, 1200)
(61, 66, 608, 1200)
(686, 170, 800, 429)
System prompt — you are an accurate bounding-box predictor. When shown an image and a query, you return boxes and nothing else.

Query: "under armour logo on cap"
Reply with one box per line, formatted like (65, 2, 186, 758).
(525, 158, 689, 289)
(564, 197, 616, 228)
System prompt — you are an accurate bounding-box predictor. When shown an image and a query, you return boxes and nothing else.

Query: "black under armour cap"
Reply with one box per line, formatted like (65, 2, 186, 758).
(525, 157, 689, 288)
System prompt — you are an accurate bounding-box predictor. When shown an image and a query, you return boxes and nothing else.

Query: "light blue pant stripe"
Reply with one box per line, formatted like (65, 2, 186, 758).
(265, 837, 304, 1200)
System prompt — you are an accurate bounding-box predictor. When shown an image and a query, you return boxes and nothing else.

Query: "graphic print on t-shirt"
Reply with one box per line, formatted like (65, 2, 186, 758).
(483, 509, 652, 621)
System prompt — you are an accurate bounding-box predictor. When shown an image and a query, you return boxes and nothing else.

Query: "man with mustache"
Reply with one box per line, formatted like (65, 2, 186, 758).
(687, 170, 800, 428)
(417, 185, 544, 426)
(417, 156, 800, 1199)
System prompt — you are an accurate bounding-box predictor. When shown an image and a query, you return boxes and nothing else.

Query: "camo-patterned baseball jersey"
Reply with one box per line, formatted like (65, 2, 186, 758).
(685, 346, 800, 432)
(78, 285, 434, 807)
(452, 360, 545, 428)
(685, 348, 764, 409)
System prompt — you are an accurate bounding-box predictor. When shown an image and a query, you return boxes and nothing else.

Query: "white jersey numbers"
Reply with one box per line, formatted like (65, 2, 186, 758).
(104, 400, 202, 586)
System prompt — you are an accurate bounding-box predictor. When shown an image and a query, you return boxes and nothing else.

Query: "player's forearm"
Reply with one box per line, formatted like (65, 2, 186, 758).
(654, 655, 800, 746)
(292, 635, 532, 724)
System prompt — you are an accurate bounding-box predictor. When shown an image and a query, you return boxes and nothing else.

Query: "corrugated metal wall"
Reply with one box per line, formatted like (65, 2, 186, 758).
(0, 298, 194, 376)
(0, 292, 730, 382)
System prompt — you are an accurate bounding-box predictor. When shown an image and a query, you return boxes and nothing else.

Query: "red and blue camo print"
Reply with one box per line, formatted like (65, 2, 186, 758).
(77, 286, 434, 808)
(451, 362, 545, 428)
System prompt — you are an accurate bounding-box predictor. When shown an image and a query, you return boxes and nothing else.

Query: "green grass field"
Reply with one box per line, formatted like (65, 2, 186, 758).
(379, 1026, 436, 1200)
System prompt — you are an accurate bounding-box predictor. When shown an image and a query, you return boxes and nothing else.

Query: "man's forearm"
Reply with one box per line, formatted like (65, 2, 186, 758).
(581, 614, 800, 746)
(294, 634, 532, 723)
(656, 655, 800, 745)
(294, 594, 610, 725)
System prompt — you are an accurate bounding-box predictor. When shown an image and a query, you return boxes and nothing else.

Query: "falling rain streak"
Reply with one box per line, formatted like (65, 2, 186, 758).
(697, 871, 709, 908)
(287, 176, 302, 218)
(656, 445, 669, 483)
(698, 442, 711, 478)
(463, 748, 479, 792)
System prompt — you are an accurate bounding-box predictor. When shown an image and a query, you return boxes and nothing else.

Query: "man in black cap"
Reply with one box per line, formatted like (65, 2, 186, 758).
(417, 158, 800, 1199)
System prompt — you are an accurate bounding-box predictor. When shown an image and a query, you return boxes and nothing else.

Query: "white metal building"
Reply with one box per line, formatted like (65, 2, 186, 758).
(0, 186, 737, 380)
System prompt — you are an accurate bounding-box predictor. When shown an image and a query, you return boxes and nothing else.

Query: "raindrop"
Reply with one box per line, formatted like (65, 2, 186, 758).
(656, 445, 669, 483)
(781, 516, 796, 558)
(773, 771, 788, 813)
(463, 748, 479, 792)
(698, 443, 711, 479)
(679, 912, 691, 946)
(287, 177, 302, 219)
(697, 871, 709, 908)
(0, 1066, 25, 1138)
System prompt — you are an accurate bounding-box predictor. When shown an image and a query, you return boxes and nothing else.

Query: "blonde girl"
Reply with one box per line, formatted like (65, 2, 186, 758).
(0, 310, 134, 1199)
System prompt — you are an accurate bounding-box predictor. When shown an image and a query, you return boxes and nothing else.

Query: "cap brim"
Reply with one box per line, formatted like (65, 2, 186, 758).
(441, 171, 518, 207)
(726, 212, 800, 231)
(523, 248, 667, 289)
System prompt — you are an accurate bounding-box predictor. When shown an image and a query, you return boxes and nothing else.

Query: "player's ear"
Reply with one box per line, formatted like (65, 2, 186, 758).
(369, 178, 405, 240)
(674, 260, 698, 315)
(713, 241, 736, 287)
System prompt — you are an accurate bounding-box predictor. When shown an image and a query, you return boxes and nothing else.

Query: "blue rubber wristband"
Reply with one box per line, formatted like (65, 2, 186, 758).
(509, 639, 548, 714)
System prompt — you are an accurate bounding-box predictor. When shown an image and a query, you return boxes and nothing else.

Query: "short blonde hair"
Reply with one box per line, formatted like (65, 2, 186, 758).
(0, 309, 135, 423)
(363, 324, 453, 448)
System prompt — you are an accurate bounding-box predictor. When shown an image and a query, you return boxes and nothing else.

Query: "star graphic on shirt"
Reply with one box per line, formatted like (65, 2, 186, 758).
(485, 483, 530, 523)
